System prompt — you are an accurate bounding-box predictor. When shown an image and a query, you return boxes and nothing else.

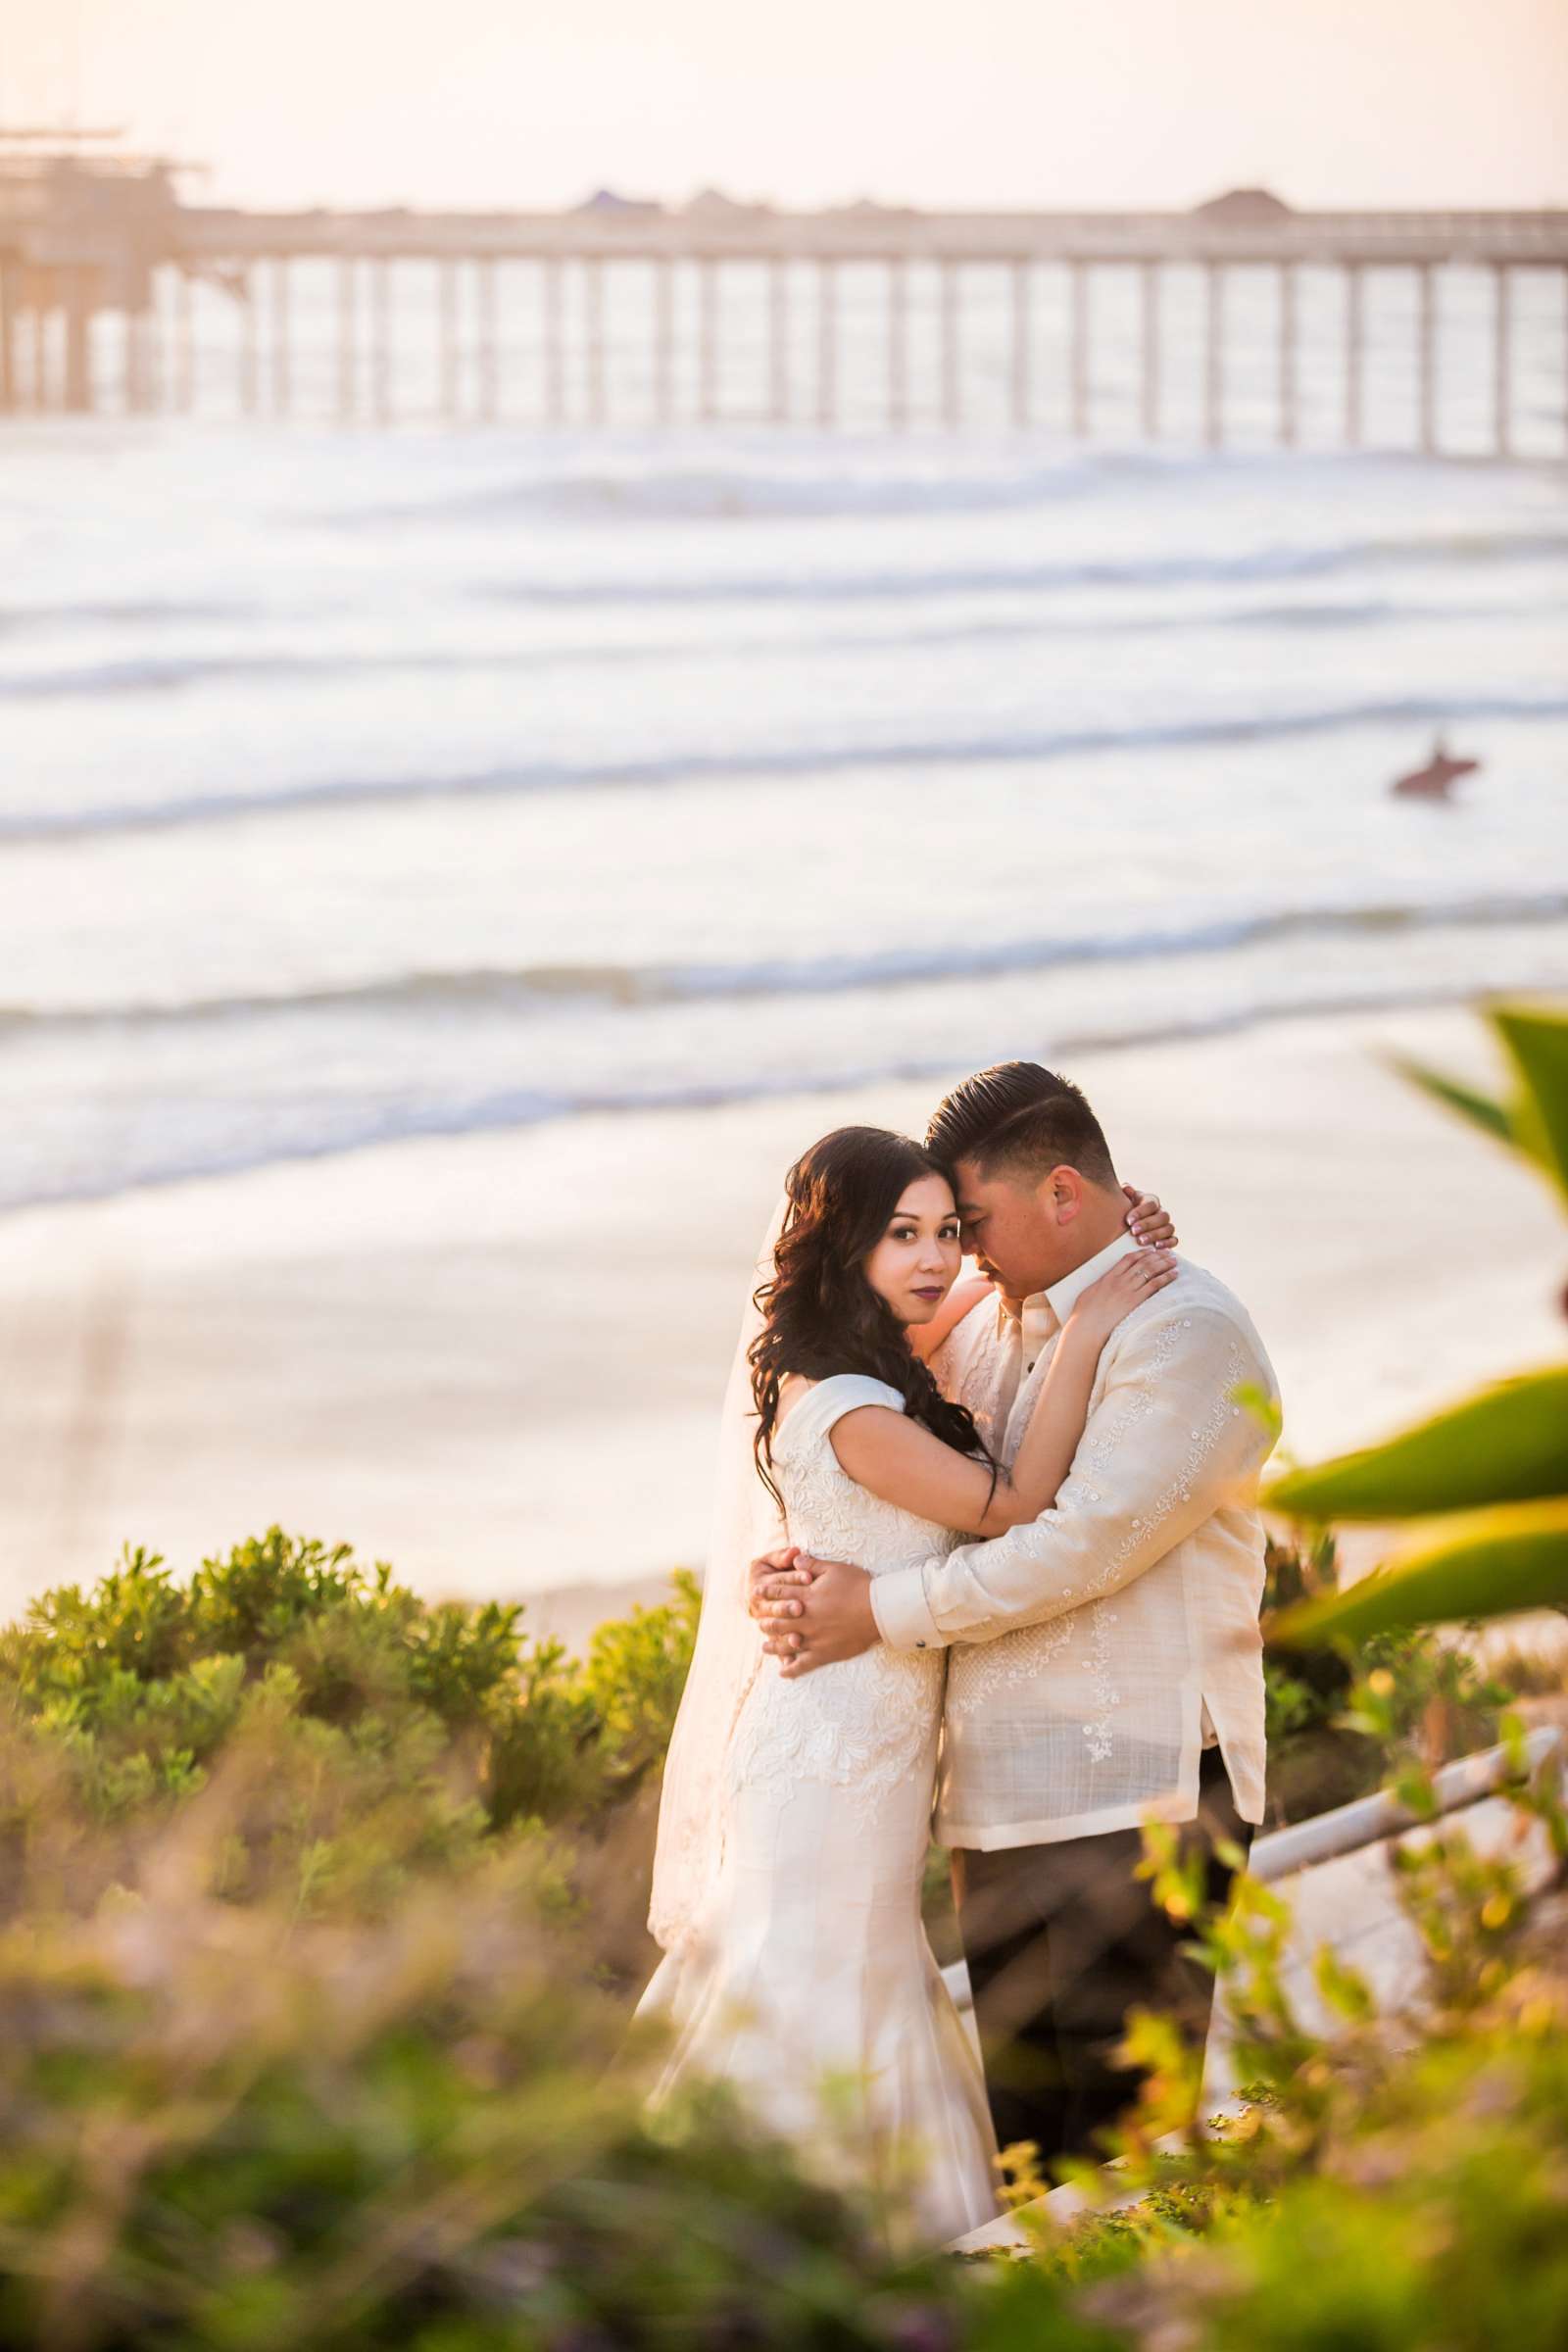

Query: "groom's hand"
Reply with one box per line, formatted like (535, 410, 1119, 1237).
(757, 1557, 878, 1678)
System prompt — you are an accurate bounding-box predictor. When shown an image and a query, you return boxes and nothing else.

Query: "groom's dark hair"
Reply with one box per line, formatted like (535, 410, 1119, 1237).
(926, 1061, 1118, 1189)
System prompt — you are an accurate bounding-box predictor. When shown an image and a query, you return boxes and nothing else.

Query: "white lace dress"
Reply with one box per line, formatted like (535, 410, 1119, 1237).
(635, 1374, 1000, 2249)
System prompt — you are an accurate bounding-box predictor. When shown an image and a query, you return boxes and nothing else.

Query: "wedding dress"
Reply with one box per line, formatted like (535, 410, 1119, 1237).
(636, 1372, 1000, 2250)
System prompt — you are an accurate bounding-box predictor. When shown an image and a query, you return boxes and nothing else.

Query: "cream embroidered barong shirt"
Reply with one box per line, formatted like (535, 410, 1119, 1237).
(869, 1238, 1279, 1851)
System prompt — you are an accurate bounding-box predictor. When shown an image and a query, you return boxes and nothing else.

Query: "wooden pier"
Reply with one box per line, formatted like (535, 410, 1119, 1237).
(2, 155, 1566, 454)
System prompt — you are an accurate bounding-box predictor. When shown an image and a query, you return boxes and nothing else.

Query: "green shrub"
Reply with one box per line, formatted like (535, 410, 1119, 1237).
(0, 1533, 699, 1935)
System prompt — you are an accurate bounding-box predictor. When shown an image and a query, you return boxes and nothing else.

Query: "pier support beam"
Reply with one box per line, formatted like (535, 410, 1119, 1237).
(888, 256, 908, 429)
(585, 256, 606, 426)
(542, 257, 564, 425)
(65, 269, 93, 413)
(28, 282, 47, 410)
(271, 257, 290, 417)
(1278, 260, 1297, 447)
(439, 258, 459, 421)
(1344, 261, 1363, 448)
(699, 256, 718, 424)
(1203, 259, 1224, 447)
(477, 257, 498, 424)
(1140, 259, 1160, 441)
(1493, 261, 1512, 458)
(816, 258, 837, 428)
(336, 257, 356, 422)
(1068, 259, 1089, 438)
(1009, 258, 1030, 428)
(768, 257, 789, 424)
(0, 262, 17, 413)
(175, 268, 195, 412)
(239, 269, 259, 416)
(1417, 261, 1436, 456)
(940, 258, 959, 428)
(654, 257, 674, 426)
(371, 258, 392, 426)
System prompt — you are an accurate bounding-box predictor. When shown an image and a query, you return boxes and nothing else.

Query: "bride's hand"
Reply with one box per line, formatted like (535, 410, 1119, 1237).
(1122, 1185, 1177, 1250)
(1065, 1247, 1177, 1348)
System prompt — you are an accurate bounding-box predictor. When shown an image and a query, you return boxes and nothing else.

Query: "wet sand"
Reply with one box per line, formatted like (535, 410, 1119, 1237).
(2, 1003, 1561, 1642)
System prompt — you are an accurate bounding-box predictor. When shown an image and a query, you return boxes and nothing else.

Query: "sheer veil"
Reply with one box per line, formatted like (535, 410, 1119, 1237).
(647, 1195, 789, 1954)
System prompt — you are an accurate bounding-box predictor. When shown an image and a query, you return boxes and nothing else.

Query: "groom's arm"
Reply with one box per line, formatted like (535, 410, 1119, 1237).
(870, 1303, 1275, 1653)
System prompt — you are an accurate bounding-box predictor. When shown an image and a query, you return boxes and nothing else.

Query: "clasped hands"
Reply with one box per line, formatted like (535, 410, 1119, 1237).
(747, 1546, 876, 1678)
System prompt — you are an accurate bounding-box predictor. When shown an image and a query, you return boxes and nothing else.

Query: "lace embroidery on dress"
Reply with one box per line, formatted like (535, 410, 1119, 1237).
(725, 1386, 951, 1829)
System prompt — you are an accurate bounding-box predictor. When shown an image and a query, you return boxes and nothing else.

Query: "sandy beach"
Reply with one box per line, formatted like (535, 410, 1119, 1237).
(2, 999, 1561, 1644)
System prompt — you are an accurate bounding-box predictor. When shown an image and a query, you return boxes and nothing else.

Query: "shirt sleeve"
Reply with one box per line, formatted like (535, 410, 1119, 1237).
(870, 1302, 1275, 1652)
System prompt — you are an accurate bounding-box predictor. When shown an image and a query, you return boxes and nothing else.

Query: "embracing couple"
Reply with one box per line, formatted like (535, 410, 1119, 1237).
(637, 1061, 1279, 2249)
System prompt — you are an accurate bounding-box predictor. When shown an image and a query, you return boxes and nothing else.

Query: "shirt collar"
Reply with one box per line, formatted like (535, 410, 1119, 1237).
(989, 1232, 1145, 1348)
(1044, 1231, 1144, 1327)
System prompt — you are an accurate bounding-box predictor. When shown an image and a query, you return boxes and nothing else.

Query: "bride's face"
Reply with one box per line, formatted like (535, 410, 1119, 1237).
(861, 1173, 962, 1329)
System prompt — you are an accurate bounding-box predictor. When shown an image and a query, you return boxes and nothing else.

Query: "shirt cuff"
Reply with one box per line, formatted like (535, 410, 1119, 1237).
(869, 1559, 947, 1651)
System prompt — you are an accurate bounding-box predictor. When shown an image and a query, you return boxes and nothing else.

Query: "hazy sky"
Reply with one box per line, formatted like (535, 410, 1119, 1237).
(8, 0, 1567, 212)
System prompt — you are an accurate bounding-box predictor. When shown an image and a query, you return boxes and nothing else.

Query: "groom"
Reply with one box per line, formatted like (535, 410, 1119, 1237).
(749, 1062, 1278, 2171)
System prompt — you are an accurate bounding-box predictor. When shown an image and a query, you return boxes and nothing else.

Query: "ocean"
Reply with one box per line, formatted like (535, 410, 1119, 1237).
(2, 378, 1566, 1219)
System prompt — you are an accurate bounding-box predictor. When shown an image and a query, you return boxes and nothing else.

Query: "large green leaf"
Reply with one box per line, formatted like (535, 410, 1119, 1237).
(1269, 1500, 1568, 1646)
(1494, 1001, 1568, 1199)
(1388, 1054, 1515, 1152)
(1263, 1366, 1568, 1522)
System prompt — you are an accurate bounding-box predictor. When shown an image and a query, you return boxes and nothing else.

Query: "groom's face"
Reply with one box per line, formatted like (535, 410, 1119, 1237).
(953, 1158, 1087, 1302)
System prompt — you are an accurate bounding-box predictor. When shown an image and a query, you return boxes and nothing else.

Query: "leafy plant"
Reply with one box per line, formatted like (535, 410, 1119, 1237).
(1268, 999, 1568, 1647)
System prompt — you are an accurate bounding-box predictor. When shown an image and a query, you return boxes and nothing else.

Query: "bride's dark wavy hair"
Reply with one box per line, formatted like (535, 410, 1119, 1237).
(749, 1125, 994, 1508)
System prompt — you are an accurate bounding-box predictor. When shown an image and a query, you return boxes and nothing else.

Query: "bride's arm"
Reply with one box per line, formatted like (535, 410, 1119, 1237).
(831, 1250, 1176, 1537)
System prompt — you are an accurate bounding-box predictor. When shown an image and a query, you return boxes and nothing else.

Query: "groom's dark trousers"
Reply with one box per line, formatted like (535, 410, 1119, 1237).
(951, 1747, 1250, 2168)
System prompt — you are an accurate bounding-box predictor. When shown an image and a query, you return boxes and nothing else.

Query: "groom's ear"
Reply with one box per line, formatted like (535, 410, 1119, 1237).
(1045, 1164, 1087, 1225)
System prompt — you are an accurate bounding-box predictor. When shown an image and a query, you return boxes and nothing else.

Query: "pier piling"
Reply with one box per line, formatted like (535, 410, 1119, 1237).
(888, 255, 908, 429)
(1069, 259, 1089, 437)
(1140, 258, 1160, 441)
(1278, 260, 1298, 446)
(816, 257, 837, 429)
(1009, 258, 1030, 428)
(1344, 261, 1364, 448)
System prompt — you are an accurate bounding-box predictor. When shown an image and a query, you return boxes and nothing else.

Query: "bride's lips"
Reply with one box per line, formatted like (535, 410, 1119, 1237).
(911, 1286, 946, 1301)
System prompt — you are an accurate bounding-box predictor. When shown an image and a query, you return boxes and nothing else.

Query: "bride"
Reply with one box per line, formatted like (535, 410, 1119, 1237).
(635, 1124, 1175, 2248)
